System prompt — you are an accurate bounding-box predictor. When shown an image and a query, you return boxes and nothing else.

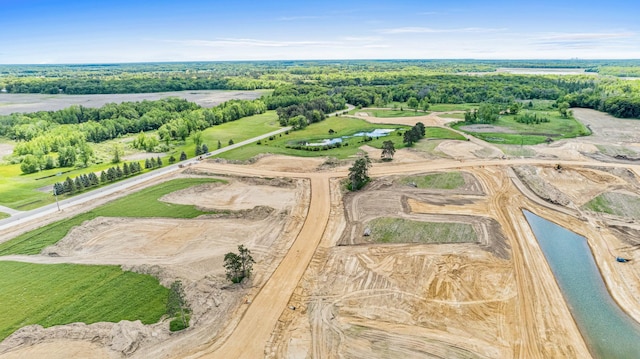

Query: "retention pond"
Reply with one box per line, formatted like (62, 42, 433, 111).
(523, 210, 640, 358)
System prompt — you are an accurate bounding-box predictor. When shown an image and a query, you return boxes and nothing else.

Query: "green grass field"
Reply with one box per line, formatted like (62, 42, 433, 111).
(400, 172, 465, 189)
(429, 103, 480, 112)
(362, 109, 427, 118)
(217, 116, 409, 160)
(0, 212, 8, 219)
(452, 110, 590, 145)
(367, 218, 477, 244)
(0, 261, 169, 342)
(583, 192, 640, 219)
(0, 112, 280, 211)
(424, 127, 466, 141)
(171, 111, 281, 158)
(0, 178, 223, 255)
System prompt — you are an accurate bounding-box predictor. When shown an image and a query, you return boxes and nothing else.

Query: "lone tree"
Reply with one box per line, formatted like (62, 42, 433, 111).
(224, 245, 255, 283)
(348, 153, 371, 191)
(179, 151, 187, 161)
(558, 101, 571, 118)
(381, 140, 395, 161)
(407, 97, 419, 112)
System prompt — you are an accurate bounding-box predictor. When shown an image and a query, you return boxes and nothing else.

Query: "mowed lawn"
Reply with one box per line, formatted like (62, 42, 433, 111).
(0, 177, 223, 255)
(0, 261, 169, 342)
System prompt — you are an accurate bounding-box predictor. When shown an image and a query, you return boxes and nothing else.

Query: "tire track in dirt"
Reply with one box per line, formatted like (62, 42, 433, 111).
(183, 174, 331, 359)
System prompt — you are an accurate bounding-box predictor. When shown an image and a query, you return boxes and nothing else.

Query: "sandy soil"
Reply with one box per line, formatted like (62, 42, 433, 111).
(0, 90, 265, 115)
(3, 109, 640, 359)
(0, 341, 112, 359)
(349, 111, 460, 127)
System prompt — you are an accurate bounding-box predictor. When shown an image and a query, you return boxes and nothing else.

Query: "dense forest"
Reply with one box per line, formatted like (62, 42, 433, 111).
(2, 60, 639, 119)
(2, 60, 640, 175)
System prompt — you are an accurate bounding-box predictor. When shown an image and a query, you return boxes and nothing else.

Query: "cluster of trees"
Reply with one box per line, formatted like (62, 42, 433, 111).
(464, 104, 501, 124)
(52, 161, 144, 195)
(271, 85, 347, 129)
(224, 245, 255, 283)
(515, 113, 550, 124)
(144, 156, 163, 169)
(403, 123, 426, 146)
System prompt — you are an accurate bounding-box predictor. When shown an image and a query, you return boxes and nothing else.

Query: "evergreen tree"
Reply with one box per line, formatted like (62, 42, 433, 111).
(180, 151, 187, 161)
(89, 172, 99, 186)
(150, 157, 157, 168)
(348, 154, 371, 191)
(201, 144, 209, 154)
(74, 176, 84, 191)
(107, 167, 116, 181)
(123, 162, 130, 176)
(217, 140, 222, 149)
(228, 139, 234, 145)
(157, 156, 163, 166)
(169, 155, 176, 164)
(53, 182, 65, 195)
(145, 158, 151, 169)
(64, 177, 75, 194)
(115, 165, 123, 178)
(100, 171, 108, 183)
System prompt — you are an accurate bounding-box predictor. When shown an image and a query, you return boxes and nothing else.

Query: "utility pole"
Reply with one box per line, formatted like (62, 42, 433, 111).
(53, 187, 60, 212)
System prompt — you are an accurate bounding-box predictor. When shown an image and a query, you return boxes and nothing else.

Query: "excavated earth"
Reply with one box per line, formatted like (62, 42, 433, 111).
(2, 108, 640, 358)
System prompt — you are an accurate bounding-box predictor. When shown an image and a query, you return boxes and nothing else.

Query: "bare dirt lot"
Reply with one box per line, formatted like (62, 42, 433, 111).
(0, 90, 266, 115)
(3, 109, 640, 359)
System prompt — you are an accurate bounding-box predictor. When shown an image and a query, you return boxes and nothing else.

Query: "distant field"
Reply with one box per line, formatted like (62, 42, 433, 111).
(0, 261, 169, 342)
(367, 217, 477, 244)
(0, 212, 8, 219)
(0, 90, 267, 115)
(0, 178, 223, 256)
(361, 109, 427, 118)
(400, 172, 465, 190)
(453, 110, 590, 145)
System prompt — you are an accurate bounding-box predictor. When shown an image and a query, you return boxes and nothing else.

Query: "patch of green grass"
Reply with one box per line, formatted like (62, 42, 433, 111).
(400, 172, 465, 189)
(429, 103, 480, 112)
(170, 111, 281, 158)
(0, 112, 280, 211)
(425, 127, 466, 141)
(0, 212, 9, 219)
(363, 110, 427, 118)
(583, 192, 640, 219)
(440, 113, 466, 120)
(217, 117, 409, 161)
(0, 178, 223, 255)
(452, 110, 590, 145)
(0, 261, 169, 342)
(367, 218, 477, 244)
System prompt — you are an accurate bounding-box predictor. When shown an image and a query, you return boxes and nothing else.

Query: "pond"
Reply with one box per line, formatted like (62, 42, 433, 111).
(305, 128, 396, 146)
(523, 210, 640, 358)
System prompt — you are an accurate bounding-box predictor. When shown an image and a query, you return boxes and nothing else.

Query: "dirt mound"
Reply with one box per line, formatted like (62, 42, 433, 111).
(0, 320, 167, 358)
(251, 155, 326, 172)
(512, 166, 572, 206)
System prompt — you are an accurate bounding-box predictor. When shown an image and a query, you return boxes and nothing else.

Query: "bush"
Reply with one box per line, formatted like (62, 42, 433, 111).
(169, 316, 190, 332)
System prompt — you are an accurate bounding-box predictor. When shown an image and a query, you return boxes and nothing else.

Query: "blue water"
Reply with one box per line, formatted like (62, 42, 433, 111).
(305, 128, 395, 146)
(523, 210, 640, 359)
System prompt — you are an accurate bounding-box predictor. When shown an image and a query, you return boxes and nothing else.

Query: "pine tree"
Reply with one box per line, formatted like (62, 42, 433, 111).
(123, 162, 130, 176)
(100, 171, 107, 183)
(74, 176, 84, 191)
(180, 151, 187, 161)
(201, 144, 209, 154)
(217, 140, 222, 149)
(64, 177, 75, 194)
(145, 158, 151, 169)
(115, 165, 123, 178)
(157, 156, 163, 166)
(169, 155, 176, 164)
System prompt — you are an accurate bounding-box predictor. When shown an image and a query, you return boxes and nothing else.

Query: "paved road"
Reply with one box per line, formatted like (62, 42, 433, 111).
(0, 126, 291, 232)
(0, 104, 355, 232)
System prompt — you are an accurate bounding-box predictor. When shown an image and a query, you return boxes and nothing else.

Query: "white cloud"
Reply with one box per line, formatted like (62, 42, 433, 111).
(173, 38, 340, 48)
(380, 27, 506, 34)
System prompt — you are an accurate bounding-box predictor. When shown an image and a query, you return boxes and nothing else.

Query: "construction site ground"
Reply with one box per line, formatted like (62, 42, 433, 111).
(1, 108, 640, 358)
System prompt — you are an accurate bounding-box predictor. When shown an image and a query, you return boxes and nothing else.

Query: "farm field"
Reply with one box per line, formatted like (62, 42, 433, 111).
(0, 90, 267, 115)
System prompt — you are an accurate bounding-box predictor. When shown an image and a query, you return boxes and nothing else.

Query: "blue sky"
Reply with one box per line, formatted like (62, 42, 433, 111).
(1, 0, 639, 63)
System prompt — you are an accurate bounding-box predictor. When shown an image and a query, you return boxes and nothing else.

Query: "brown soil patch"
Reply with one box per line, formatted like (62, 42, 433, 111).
(0, 341, 111, 359)
(250, 154, 326, 173)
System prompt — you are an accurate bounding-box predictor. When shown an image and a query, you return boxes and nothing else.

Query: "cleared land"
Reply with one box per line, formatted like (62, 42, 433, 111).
(3, 108, 640, 359)
(0, 90, 266, 115)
